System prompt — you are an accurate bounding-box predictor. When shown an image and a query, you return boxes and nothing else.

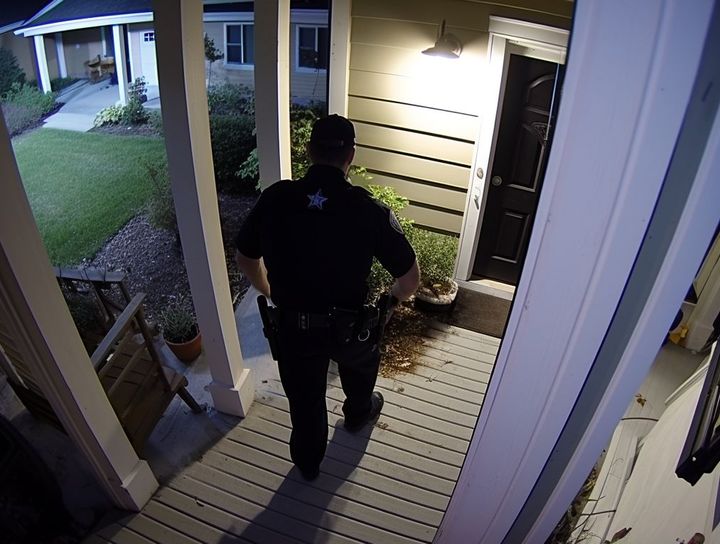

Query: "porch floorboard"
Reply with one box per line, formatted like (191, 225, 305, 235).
(83, 321, 498, 544)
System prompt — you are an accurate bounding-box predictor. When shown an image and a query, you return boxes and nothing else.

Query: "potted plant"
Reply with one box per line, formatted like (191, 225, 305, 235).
(410, 227, 459, 312)
(160, 300, 201, 362)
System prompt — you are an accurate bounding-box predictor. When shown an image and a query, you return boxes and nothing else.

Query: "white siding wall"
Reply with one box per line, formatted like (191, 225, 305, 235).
(605, 350, 720, 543)
(348, 0, 572, 233)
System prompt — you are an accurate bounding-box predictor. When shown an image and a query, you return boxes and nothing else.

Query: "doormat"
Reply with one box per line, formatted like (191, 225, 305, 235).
(438, 287, 512, 339)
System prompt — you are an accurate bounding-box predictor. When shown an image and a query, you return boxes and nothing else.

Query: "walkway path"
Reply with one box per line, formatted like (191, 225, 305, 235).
(43, 81, 161, 132)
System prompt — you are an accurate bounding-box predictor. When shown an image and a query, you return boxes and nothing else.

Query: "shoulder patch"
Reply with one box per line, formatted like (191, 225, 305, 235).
(388, 210, 404, 234)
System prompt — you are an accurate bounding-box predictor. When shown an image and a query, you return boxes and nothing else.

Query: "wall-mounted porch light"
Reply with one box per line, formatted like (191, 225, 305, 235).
(422, 19, 463, 59)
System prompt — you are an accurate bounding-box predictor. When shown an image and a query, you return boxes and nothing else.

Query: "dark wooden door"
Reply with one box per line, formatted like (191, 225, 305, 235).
(473, 54, 562, 284)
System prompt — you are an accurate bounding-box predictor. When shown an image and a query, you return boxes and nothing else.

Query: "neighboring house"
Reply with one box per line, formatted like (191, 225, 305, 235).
(1, 1, 719, 543)
(12, 0, 329, 104)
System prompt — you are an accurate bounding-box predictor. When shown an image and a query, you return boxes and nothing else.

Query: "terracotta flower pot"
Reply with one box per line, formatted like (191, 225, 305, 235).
(414, 279, 459, 312)
(165, 332, 202, 363)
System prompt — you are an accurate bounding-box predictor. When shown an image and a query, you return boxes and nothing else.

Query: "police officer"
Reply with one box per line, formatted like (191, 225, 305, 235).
(234, 114, 420, 481)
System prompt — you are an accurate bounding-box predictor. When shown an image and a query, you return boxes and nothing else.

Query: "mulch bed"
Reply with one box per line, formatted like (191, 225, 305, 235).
(88, 124, 161, 138)
(88, 192, 257, 322)
(77, 123, 430, 373)
(380, 304, 432, 378)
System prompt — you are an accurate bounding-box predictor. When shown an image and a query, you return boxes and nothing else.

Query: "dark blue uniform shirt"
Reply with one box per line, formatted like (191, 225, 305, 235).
(235, 164, 415, 312)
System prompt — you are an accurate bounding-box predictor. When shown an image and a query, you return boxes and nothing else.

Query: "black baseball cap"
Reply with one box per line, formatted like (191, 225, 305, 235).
(310, 114, 355, 149)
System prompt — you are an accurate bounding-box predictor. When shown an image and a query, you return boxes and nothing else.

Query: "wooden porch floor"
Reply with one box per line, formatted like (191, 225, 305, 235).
(83, 321, 498, 544)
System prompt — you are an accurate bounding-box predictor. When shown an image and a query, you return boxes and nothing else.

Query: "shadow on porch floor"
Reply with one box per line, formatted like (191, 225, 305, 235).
(84, 288, 500, 543)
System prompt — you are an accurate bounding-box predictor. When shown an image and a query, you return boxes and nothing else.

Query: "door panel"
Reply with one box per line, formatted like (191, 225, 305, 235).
(473, 54, 559, 284)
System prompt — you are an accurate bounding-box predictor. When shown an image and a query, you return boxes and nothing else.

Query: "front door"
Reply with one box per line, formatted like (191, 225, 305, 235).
(472, 54, 562, 284)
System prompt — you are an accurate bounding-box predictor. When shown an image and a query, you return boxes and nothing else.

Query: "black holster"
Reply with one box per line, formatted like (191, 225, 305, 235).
(329, 305, 380, 344)
(257, 295, 280, 360)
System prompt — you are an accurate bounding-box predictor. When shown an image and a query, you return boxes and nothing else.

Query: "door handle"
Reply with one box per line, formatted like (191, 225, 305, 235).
(491, 176, 503, 187)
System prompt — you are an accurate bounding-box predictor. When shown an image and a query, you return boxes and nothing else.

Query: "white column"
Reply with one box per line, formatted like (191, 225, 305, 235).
(328, 0, 352, 116)
(0, 110, 157, 511)
(152, 0, 254, 417)
(437, 0, 716, 542)
(112, 25, 129, 105)
(33, 35, 52, 94)
(254, 0, 292, 188)
(54, 33, 67, 78)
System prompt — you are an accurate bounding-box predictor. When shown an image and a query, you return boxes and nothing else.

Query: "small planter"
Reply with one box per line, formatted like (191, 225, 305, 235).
(160, 299, 201, 363)
(415, 279, 459, 313)
(165, 331, 202, 363)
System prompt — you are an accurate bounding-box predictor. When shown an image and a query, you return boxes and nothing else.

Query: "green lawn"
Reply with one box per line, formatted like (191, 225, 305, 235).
(12, 129, 166, 265)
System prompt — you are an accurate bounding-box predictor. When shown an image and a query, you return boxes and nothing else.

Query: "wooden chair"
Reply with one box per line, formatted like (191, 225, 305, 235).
(91, 293, 202, 453)
(0, 291, 202, 455)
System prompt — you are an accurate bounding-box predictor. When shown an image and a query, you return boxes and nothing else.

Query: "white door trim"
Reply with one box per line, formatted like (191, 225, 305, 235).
(437, 0, 715, 541)
(455, 19, 568, 283)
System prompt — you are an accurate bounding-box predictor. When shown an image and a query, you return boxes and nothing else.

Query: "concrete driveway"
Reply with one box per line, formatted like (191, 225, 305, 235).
(43, 80, 161, 132)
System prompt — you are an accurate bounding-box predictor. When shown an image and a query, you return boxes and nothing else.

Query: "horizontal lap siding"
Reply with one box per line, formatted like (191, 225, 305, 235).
(348, 0, 572, 233)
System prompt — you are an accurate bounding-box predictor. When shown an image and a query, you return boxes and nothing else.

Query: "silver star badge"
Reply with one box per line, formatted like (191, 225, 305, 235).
(307, 189, 328, 210)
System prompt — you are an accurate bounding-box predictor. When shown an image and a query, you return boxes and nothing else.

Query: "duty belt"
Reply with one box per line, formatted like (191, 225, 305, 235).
(286, 306, 380, 333)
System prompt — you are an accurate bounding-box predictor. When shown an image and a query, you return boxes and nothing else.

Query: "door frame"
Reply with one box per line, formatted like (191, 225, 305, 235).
(455, 17, 569, 285)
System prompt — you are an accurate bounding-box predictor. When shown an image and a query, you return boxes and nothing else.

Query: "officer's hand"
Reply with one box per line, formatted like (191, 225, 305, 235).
(385, 295, 400, 325)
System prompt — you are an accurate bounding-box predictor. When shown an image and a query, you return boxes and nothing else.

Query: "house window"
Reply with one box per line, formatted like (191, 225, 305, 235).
(226, 24, 254, 66)
(297, 25, 329, 71)
(143, 32, 155, 42)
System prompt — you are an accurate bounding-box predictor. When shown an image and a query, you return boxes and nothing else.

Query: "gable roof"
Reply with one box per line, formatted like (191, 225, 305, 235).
(0, 0, 51, 33)
(15, 0, 328, 35)
(26, 0, 152, 27)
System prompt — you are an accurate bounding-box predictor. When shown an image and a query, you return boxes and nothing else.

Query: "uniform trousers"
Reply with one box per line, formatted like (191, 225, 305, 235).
(276, 317, 381, 474)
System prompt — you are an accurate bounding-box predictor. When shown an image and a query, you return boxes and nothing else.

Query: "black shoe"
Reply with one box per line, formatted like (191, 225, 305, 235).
(344, 392, 384, 433)
(298, 466, 320, 481)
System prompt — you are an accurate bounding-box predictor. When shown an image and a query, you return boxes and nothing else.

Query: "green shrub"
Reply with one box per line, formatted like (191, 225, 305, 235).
(50, 77, 77, 92)
(209, 113, 256, 191)
(207, 83, 254, 116)
(93, 104, 124, 126)
(365, 185, 415, 300)
(288, 103, 322, 179)
(237, 102, 325, 186)
(0, 48, 26, 96)
(363, 185, 458, 299)
(367, 184, 414, 232)
(2, 82, 56, 117)
(121, 99, 149, 125)
(1, 102, 39, 136)
(1, 82, 55, 135)
(144, 160, 176, 232)
(409, 228, 458, 287)
(94, 99, 148, 127)
(147, 109, 163, 135)
(128, 77, 147, 102)
(236, 147, 259, 188)
(205, 35, 224, 85)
